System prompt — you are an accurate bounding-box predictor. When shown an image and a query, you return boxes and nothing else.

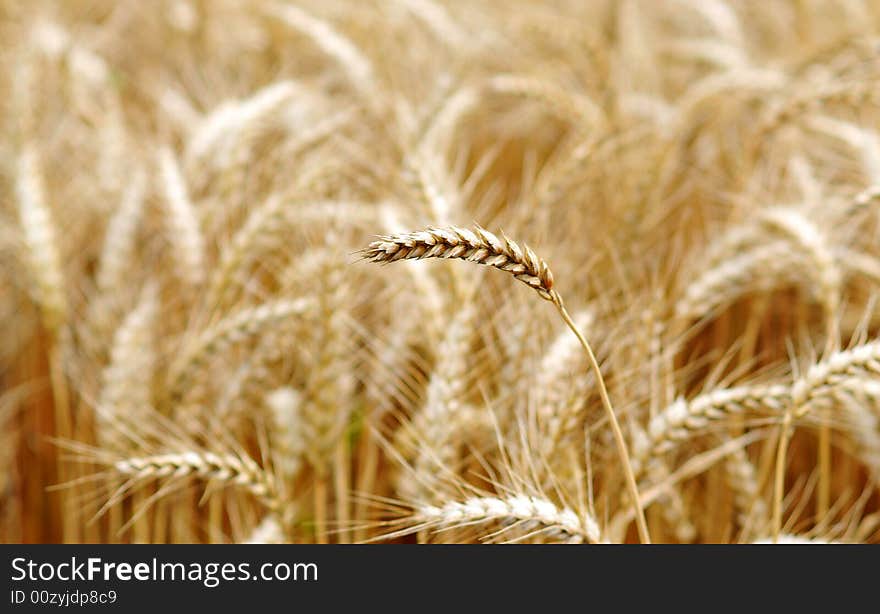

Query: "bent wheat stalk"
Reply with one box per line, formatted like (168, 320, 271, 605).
(362, 225, 651, 543)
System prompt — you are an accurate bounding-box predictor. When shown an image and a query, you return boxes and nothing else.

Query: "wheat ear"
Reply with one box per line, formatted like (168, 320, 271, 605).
(398, 303, 476, 502)
(751, 535, 837, 544)
(113, 451, 280, 512)
(16, 142, 75, 540)
(167, 298, 314, 400)
(363, 226, 556, 299)
(97, 283, 158, 449)
(96, 168, 147, 297)
(16, 144, 68, 333)
(158, 146, 205, 289)
(757, 207, 841, 525)
(363, 225, 651, 543)
(487, 74, 604, 132)
(634, 383, 790, 473)
(410, 495, 603, 544)
(266, 3, 377, 102)
(265, 387, 305, 482)
(243, 515, 285, 544)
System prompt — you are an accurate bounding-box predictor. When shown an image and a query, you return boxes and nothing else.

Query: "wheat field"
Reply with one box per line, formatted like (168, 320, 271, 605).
(3, 0, 880, 544)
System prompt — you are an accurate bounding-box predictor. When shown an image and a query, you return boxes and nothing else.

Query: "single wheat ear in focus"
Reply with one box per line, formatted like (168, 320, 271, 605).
(362, 226, 557, 299)
(361, 224, 651, 543)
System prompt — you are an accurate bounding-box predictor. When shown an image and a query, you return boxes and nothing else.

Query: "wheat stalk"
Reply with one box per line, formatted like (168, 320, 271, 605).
(363, 225, 651, 543)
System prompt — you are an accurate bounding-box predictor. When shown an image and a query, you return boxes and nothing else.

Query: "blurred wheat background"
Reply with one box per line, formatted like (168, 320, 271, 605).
(3, 0, 880, 544)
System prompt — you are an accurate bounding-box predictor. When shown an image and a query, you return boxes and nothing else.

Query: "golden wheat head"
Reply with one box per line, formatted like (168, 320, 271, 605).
(362, 225, 556, 301)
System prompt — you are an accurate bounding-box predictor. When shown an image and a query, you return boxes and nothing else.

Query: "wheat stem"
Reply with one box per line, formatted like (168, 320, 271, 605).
(364, 225, 650, 543)
(552, 294, 650, 544)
